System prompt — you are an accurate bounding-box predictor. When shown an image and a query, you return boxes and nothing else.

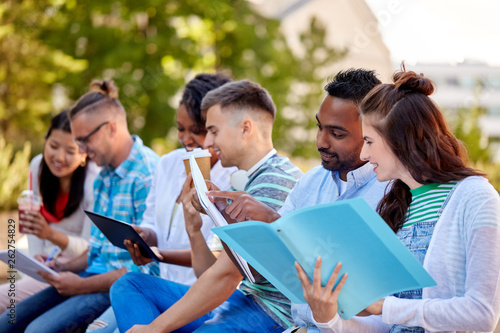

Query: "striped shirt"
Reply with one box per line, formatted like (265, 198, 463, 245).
(86, 135, 159, 275)
(403, 182, 457, 228)
(238, 154, 303, 329)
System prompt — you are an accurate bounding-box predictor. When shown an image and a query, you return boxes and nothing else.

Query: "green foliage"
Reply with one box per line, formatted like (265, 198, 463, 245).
(0, 1, 346, 211)
(453, 106, 490, 163)
(2, 0, 340, 156)
(0, 134, 31, 210)
(449, 105, 499, 192)
(473, 162, 500, 194)
(0, 1, 88, 150)
(280, 17, 346, 157)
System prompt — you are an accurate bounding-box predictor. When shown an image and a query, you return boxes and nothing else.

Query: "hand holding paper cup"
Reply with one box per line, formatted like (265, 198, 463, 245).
(182, 148, 211, 187)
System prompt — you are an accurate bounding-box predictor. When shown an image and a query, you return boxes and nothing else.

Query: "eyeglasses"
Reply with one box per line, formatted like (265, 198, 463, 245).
(74, 121, 109, 149)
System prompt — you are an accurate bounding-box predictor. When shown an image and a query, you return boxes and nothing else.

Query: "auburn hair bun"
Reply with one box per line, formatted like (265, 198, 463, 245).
(393, 71, 434, 96)
(89, 79, 119, 99)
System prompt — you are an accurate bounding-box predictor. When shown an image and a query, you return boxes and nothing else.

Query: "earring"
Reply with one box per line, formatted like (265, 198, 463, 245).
(80, 158, 87, 167)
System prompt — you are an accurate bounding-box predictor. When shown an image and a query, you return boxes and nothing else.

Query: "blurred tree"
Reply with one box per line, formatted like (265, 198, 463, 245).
(454, 105, 490, 163)
(280, 16, 346, 157)
(452, 77, 491, 164)
(0, 0, 87, 152)
(0, 135, 31, 210)
(1, 0, 343, 158)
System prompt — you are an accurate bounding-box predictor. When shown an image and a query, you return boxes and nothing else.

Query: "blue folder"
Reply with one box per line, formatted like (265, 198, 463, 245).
(213, 197, 436, 320)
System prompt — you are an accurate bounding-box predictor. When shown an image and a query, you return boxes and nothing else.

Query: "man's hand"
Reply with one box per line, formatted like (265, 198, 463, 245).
(124, 240, 163, 266)
(190, 175, 227, 214)
(20, 211, 53, 239)
(207, 191, 280, 223)
(37, 271, 85, 295)
(180, 174, 204, 236)
(123, 224, 161, 265)
(132, 225, 157, 246)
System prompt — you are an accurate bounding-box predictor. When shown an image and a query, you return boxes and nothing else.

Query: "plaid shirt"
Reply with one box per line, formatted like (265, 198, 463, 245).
(86, 135, 159, 275)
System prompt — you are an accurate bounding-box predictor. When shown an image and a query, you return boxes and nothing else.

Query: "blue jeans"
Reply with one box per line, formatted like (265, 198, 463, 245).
(86, 306, 119, 333)
(0, 272, 110, 333)
(111, 272, 282, 333)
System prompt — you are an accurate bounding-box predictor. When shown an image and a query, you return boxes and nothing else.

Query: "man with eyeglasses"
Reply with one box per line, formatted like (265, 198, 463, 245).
(74, 120, 109, 152)
(1, 80, 160, 333)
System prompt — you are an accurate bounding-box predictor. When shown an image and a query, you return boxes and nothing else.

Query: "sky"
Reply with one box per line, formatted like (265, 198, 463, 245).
(364, 0, 500, 66)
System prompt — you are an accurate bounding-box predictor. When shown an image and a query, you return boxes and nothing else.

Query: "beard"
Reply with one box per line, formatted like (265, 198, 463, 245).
(318, 148, 364, 173)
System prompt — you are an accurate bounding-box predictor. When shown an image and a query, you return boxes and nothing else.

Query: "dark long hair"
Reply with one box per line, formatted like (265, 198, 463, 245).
(40, 110, 87, 218)
(359, 68, 484, 231)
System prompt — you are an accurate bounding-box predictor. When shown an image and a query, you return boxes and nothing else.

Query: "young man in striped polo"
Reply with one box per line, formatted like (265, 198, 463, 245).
(111, 80, 304, 332)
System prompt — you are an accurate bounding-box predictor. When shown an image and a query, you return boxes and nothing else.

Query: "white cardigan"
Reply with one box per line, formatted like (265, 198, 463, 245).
(27, 154, 100, 257)
(315, 176, 500, 333)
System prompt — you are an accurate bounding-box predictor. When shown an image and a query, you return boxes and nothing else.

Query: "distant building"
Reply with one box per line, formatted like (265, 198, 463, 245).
(411, 61, 500, 162)
(251, 0, 393, 82)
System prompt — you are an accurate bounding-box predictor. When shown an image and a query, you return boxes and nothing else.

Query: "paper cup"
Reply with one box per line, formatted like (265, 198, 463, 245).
(182, 148, 211, 187)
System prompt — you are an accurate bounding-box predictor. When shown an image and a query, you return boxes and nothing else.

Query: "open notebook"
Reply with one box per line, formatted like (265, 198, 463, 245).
(212, 198, 436, 319)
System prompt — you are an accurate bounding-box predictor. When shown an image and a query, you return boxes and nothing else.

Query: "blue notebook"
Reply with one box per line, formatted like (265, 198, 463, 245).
(212, 197, 436, 320)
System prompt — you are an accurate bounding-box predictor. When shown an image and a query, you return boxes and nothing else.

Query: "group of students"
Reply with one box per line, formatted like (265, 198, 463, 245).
(1, 66, 499, 333)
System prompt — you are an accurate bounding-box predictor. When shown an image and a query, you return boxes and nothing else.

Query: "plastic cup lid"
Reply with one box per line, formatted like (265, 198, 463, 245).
(17, 190, 41, 204)
(182, 148, 211, 160)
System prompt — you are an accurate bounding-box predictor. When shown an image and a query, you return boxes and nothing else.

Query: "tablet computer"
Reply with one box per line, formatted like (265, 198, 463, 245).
(84, 210, 161, 261)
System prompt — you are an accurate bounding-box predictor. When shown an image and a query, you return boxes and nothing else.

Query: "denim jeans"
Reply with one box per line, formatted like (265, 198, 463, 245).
(390, 220, 438, 333)
(86, 306, 119, 333)
(0, 272, 110, 333)
(111, 272, 283, 333)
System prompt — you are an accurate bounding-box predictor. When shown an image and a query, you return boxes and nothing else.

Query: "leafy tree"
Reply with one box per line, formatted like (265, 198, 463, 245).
(280, 16, 346, 157)
(1, 1, 346, 210)
(0, 136, 31, 210)
(453, 106, 490, 163)
(0, 0, 87, 151)
(1, 0, 342, 156)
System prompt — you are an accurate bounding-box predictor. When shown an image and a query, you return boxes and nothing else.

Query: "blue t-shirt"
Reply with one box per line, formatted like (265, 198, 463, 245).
(279, 163, 388, 217)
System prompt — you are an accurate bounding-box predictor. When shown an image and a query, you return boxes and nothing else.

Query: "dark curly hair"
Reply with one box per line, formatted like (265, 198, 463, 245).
(180, 73, 232, 132)
(324, 69, 381, 104)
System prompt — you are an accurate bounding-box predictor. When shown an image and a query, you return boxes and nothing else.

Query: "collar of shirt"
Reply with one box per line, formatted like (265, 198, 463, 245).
(100, 135, 142, 179)
(331, 162, 377, 190)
